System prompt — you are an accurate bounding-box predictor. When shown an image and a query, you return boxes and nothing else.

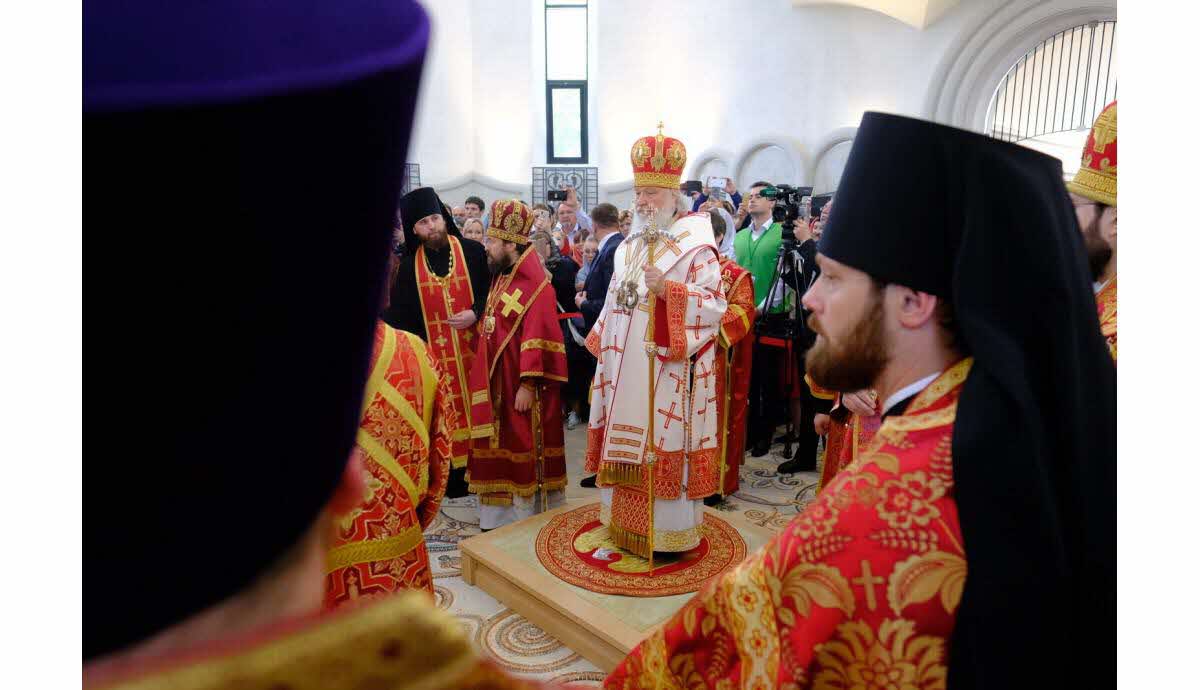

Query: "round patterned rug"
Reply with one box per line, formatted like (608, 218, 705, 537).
(535, 503, 747, 597)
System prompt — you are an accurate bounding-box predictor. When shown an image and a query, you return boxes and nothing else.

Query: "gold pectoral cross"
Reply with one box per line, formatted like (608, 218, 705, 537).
(500, 288, 525, 318)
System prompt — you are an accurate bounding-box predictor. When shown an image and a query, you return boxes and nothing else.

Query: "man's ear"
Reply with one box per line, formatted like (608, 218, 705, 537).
(892, 285, 940, 330)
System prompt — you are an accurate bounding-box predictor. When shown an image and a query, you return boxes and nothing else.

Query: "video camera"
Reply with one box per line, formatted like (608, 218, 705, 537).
(753, 184, 817, 342)
(757, 184, 813, 242)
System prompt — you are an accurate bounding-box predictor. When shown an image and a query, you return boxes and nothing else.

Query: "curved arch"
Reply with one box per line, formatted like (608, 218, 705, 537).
(686, 147, 736, 182)
(809, 127, 858, 193)
(790, 0, 961, 30)
(924, 1, 1116, 131)
(732, 136, 809, 188)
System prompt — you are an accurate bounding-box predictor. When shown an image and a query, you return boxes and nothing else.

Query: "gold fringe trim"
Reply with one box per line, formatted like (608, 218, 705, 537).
(599, 461, 643, 487)
(480, 494, 513, 507)
(607, 521, 651, 559)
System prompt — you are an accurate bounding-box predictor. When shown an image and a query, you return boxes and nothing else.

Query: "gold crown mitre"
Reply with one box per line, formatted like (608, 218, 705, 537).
(630, 122, 687, 189)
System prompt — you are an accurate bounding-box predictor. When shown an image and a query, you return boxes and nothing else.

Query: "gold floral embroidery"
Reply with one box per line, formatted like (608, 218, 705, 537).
(765, 562, 855, 628)
(814, 619, 948, 690)
(877, 472, 947, 529)
(858, 451, 901, 475)
(888, 551, 967, 617)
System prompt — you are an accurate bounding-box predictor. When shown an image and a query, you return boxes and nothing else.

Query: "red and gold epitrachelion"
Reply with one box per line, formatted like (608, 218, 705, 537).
(414, 235, 477, 468)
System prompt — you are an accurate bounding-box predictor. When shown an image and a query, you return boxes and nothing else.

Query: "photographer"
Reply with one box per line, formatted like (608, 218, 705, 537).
(734, 181, 786, 457)
(771, 197, 831, 474)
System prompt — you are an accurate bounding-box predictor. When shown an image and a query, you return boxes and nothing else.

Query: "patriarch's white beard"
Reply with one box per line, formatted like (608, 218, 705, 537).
(630, 204, 676, 236)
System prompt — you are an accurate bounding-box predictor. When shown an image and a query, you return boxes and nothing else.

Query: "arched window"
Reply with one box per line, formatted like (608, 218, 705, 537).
(984, 21, 1116, 176)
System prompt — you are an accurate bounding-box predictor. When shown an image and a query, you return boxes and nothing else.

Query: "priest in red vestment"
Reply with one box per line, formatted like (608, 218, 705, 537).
(1067, 100, 1117, 362)
(467, 199, 569, 530)
(708, 210, 756, 505)
(606, 113, 1115, 690)
(325, 322, 457, 607)
(385, 187, 490, 474)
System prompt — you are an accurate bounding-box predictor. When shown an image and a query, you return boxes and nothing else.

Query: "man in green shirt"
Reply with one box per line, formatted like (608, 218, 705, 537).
(734, 181, 787, 457)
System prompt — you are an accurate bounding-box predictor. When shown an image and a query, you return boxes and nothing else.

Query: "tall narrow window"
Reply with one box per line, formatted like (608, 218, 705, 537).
(545, 1, 587, 164)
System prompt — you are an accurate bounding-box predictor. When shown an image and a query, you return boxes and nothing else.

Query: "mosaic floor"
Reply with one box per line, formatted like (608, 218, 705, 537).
(424, 425, 821, 686)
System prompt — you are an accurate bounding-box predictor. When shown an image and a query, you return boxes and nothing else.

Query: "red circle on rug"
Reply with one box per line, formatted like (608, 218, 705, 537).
(535, 503, 747, 597)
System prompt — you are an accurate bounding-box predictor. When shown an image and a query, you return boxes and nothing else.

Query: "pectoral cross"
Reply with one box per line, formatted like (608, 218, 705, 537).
(500, 289, 525, 317)
(658, 402, 684, 430)
(853, 560, 885, 611)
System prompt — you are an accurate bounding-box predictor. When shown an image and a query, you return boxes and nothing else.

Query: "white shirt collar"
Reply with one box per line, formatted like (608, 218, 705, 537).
(750, 215, 773, 237)
(882, 371, 942, 416)
(596, 230, 620, 254)
(1093, 277, 1112, 294)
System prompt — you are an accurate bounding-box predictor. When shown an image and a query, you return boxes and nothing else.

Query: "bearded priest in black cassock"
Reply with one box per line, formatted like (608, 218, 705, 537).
(383, 187, 490, 497)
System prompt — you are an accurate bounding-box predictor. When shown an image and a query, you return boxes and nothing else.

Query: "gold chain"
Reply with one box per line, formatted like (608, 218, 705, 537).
(422, 239, 455, 285)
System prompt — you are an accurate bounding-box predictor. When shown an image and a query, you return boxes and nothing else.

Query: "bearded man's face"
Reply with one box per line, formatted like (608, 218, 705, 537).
(1071, 192, 1115, 281)
(803, 255, 891, 392)
(411, 213, 448, 250)
(632, 186, 678, 233)
(485, 236, 516, 274)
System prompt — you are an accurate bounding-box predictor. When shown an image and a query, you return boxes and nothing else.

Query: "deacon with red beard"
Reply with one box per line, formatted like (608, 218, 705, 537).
(606, 113, 1114, 690)
(1067, 100, 1117, 361)
(466, 200, 569, 530)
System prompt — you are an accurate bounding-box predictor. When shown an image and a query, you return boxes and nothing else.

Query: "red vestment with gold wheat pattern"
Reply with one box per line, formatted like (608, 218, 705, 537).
(716, 257, 755, 496)
(605, 359, 973, 689)
(467, 247, 568, 506)
(324, 324, 455, 608)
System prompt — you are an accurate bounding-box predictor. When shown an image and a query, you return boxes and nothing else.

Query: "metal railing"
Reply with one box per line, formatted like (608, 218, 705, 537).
(531, 167, 599, 210)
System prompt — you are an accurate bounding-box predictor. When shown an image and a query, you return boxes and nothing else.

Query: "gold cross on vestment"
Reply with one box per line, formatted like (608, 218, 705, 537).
(435, 334, 448, 348)
(853, 560, 885, 611)
(500, 289, 525, 317)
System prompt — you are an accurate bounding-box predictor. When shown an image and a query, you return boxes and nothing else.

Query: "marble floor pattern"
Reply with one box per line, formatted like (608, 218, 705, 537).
(424, 425, 822, 686)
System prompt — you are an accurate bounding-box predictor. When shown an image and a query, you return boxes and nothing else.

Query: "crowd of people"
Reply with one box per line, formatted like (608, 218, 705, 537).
(85, 2, 1115, 687)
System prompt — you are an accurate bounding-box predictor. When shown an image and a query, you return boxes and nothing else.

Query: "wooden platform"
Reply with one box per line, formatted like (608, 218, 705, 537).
(459, 500, 774, 672)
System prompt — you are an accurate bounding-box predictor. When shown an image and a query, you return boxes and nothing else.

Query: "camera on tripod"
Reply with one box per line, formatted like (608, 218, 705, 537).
(753, 184, 815, 342)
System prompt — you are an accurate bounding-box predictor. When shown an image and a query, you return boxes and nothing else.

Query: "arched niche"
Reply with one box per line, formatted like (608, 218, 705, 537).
(734, 139, 807, 189)
(813, 141, 853, 194)
(687, 148, 735, 188)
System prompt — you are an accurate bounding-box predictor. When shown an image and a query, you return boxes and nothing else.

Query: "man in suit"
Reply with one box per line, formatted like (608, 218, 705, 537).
(576, 203, 624, 334)
(574, 202, 623, 488)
